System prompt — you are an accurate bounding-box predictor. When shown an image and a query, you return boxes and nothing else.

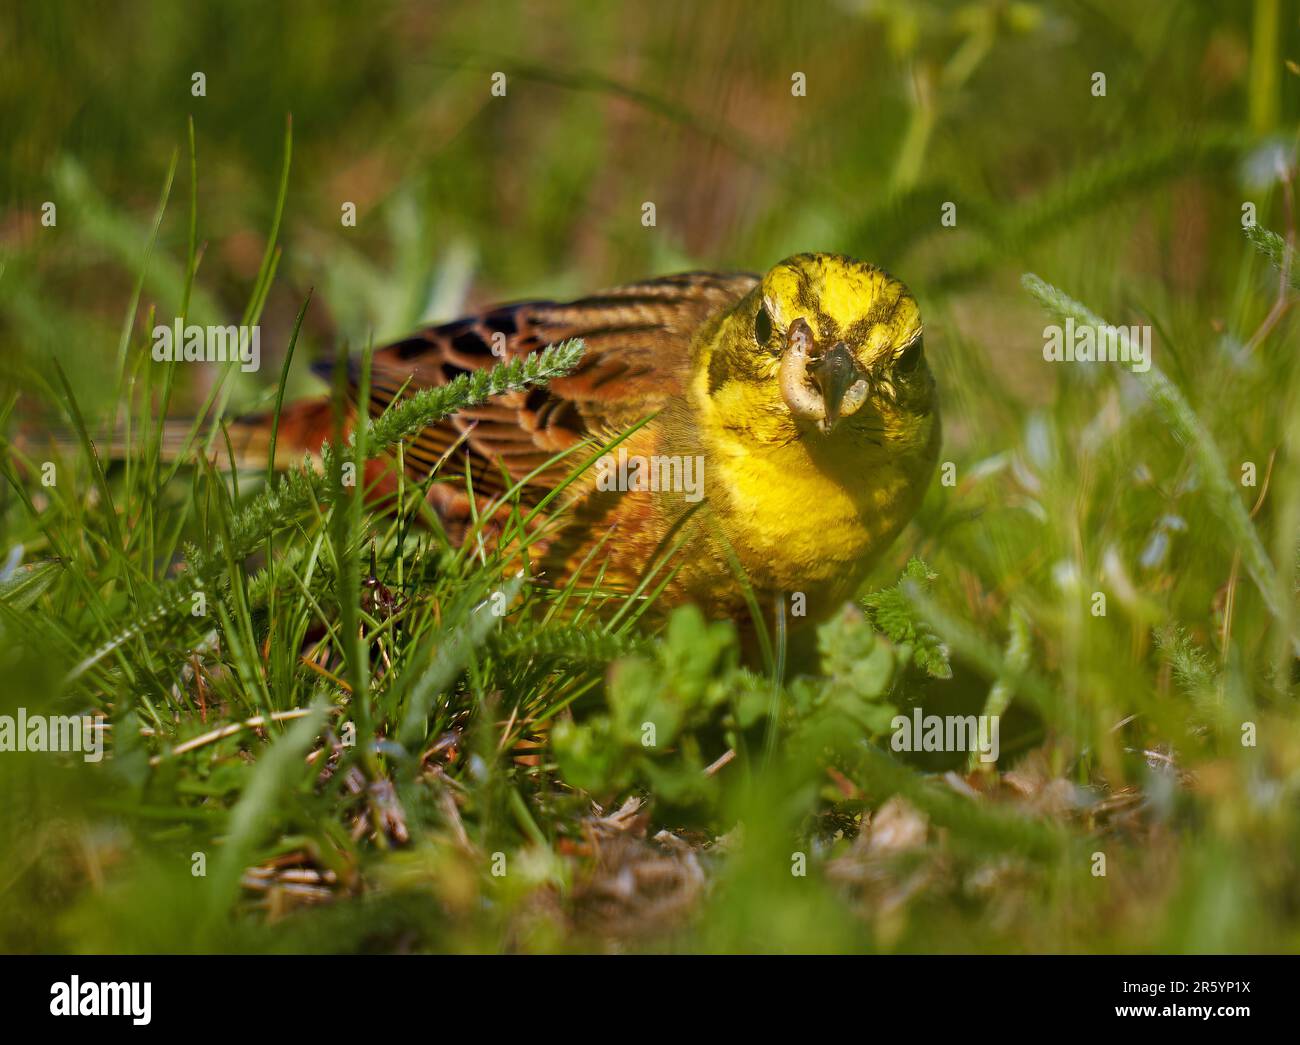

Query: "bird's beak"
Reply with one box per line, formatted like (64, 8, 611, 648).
(808, 342, 865, 431)
(777, 320, 872, 432)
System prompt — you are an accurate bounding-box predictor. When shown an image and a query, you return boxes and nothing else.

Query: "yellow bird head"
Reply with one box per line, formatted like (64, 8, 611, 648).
(700, 252, 936, 457)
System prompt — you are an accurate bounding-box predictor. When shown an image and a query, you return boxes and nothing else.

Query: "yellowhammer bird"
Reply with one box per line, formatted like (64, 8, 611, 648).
(235, 252, 940, 623)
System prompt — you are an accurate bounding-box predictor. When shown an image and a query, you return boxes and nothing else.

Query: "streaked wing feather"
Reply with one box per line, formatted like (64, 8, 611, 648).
(325, 271, 758, 506)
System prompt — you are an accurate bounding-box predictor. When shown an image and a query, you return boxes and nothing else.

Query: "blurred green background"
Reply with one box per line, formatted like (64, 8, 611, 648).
(1, 0, 1298, 954)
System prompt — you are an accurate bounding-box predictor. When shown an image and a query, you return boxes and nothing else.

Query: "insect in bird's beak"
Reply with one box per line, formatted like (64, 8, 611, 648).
(778, 316, 870, 432)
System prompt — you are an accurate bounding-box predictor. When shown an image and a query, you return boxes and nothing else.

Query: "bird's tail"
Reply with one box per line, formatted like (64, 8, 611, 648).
(24, 397, 339, 472)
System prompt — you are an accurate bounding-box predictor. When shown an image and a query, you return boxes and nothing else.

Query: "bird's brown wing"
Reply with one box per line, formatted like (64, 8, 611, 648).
(339, 271, 758, 507)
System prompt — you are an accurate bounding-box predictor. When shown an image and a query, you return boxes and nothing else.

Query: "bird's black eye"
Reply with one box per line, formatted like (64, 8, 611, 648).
(755, 303, 772, 346)
(896, 337, 923, 373)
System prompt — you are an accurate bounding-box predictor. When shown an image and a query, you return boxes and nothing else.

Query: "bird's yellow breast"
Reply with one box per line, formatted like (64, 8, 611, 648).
(656, 359, 937, 612)
(703, 419, 923, 597)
